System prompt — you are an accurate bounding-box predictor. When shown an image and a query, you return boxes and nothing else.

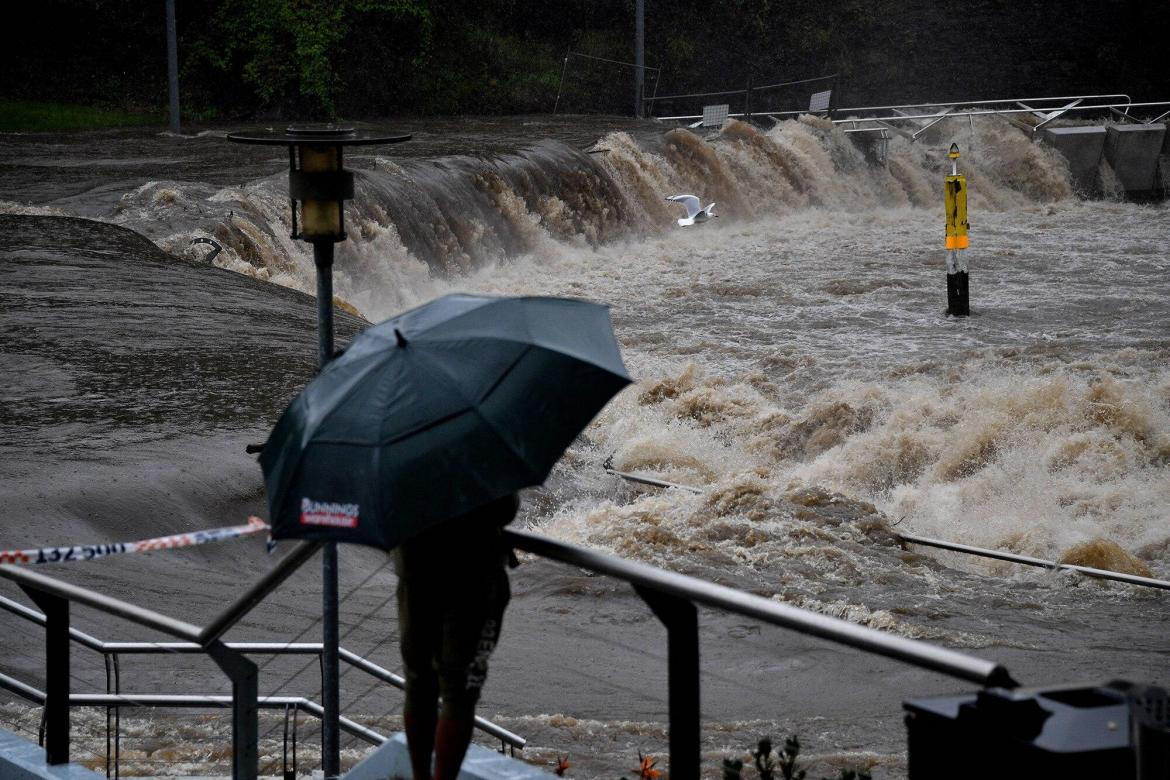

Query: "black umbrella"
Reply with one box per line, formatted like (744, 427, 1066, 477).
(260, 293, 631, 549)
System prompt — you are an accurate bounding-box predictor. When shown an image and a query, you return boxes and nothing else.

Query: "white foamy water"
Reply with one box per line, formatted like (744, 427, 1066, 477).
(2, 114, 1167, 777)
(7, 114, 1167, 591)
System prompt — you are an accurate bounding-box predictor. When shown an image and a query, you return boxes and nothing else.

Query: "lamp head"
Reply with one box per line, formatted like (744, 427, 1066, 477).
(226, 125, 411, 244)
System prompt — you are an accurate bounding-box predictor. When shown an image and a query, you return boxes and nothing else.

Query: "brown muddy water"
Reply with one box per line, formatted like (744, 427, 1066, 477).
(0, 114, 1167, 778)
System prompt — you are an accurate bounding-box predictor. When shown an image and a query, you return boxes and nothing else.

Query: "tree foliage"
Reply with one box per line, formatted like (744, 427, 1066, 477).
(1, 0, 1167, 119)
(191, 0, 432, 116)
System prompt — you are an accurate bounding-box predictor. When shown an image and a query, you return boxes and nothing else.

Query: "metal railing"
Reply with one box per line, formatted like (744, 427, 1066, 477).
(604, 464, 1170, 591)
(3, 521, 1016, 780)
(0, 541, 524, 779)
(502, 527, 1015, 780)
(648, 73, 839, 123)
(0, 559, 259, 778)
(653, 91, 1170, 140)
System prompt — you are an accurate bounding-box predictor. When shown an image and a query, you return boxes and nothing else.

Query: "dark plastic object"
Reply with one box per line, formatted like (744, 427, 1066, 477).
(904, 680, 1170, 779)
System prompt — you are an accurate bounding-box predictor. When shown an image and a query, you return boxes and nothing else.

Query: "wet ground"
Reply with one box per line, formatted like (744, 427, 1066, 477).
(1, 116, 1168, 777)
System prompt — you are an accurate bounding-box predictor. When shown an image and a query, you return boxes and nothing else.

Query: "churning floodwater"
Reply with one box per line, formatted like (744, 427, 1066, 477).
(1, 114, 1167, 778)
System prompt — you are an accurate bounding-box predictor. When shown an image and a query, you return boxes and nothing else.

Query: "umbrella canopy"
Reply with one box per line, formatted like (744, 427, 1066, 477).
(260, 293, 631, 550)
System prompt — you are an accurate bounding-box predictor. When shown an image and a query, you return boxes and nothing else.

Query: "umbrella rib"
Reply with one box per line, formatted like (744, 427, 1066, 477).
(402, 344, 541, 477)
(476, 343, 535, 405)
(470, 404, 542, 484)
(466, 342, 546, 482)
(367, 348, 482, 447)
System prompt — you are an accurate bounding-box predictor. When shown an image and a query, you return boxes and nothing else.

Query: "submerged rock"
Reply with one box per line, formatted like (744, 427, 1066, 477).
(1059, 538, 1152, 577)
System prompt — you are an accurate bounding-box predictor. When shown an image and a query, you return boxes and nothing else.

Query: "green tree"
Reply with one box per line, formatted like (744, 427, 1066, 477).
(193, 0, 431, 117)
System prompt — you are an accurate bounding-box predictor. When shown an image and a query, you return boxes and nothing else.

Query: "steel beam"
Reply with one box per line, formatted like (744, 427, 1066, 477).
(206, 642, 259, 780)
(20, 586, 69, 765)
(634, 586, 700, 780)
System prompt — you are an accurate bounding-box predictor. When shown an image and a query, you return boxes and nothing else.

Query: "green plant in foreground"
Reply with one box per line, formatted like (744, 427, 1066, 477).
(732, 736, 872, 780)
(777, 735, 806, 780)
(723, 756, 745, 779)
(830, 770, 872, 780)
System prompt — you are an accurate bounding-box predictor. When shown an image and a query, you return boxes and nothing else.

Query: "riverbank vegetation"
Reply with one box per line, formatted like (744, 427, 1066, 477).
(0, 100, 161, 132)
(3, 0, 1167, 125)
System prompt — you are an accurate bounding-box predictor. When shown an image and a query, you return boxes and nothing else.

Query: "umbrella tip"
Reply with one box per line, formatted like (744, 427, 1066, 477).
(395, 328, 408, 347)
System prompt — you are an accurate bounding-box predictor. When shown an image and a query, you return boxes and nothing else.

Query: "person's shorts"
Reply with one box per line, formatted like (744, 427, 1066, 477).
(397, 562, 510, 719)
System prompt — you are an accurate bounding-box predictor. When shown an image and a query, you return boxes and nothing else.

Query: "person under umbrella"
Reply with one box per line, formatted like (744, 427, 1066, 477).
(393, 492, 519, 779)
(259, 293, 631, 777)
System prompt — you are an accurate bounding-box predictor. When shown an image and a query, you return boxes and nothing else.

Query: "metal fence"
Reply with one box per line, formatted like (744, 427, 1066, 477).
(0, 542, 523, 779)
(1, 525, 1017, 779)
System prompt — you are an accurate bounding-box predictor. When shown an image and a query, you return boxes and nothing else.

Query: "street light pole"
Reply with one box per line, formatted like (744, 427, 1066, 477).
(314, 238, 339, 779)
(227, 125, 410, 779)
(635, 0, 645, 118)
(165, 0, 180, 134)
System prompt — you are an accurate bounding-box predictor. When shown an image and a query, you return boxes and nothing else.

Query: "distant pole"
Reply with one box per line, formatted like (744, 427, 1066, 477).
(944, 143, 970, 316)
(165, 0, 180, 134)
(634, 0, 644, 118)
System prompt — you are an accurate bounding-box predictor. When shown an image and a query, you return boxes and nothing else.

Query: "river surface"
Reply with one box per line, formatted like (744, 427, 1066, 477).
(0, 115, 1167, 778)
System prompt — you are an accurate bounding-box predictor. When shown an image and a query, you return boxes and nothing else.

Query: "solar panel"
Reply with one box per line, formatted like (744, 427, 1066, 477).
(809, 90, 832, 114)
(701, 104, 730, 128)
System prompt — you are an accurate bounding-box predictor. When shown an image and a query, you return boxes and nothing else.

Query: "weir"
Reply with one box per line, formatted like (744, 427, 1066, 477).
(658, 91, 1170, 199)
(831, 96, 1170, 199)
(2, 97, 1170, 779)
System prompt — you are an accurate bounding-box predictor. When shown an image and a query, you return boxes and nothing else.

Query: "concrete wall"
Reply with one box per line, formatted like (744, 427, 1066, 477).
(1041, 126, 1107, 194)
(1103, 123, 1167, 195)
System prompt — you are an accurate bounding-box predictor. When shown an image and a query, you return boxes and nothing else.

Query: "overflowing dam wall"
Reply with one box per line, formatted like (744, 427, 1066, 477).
(1041, 122, 1167, 198)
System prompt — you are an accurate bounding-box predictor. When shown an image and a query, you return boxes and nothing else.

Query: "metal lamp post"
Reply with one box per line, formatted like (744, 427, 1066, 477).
(227, 124, 409, 779)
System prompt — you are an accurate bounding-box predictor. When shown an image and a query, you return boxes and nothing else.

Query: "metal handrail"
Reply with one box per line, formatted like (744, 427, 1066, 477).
(667, 101, 1164, 123)
(0, 562, 260, 775)
(77, 696, 385, 746)
(656, 95, 1169, 126)
(601, 469, 1170, 591)
(0, 593, 528, 752)
(823, 101, 1170, 124)
(200, 540, 321, 645)
(838, 93, 1133, 113)
(503, 527, 1014, 780)
(0, 564, 203, 643)
(0, 544, 342, 778)
(0, 593, 106, 651)
(898, 533, 1170, 591)
(0, 676, 385, 748)
(503, 529, 1012, 687)
(0, 671, 46, 703)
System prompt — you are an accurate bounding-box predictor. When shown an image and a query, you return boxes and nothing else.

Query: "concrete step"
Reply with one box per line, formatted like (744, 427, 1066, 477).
(344, 733, 552, 780)
(0, 727, 104, 779)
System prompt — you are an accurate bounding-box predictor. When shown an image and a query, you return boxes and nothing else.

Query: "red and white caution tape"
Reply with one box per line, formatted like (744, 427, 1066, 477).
(0, 517, 270, 566)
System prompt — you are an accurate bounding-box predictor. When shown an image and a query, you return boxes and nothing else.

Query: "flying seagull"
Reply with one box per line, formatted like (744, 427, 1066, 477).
(665, 194, 717, 226)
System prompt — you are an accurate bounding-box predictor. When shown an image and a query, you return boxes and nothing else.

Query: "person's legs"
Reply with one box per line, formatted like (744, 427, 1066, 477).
(433, 715, 476, 780)
(434, 567, 510, 778)
(404, 704, 437, 780)
(398, 578, 442, 779)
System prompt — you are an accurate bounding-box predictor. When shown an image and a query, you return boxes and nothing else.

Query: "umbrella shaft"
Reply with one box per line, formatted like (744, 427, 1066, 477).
(313, 242, 335, 369)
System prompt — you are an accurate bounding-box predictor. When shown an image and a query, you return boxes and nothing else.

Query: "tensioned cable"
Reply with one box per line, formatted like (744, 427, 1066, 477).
(0, 553, 396, 777)
(332, 600, 407, 754)
(254, 587, 397, 768)
(255, 557, 397, 774)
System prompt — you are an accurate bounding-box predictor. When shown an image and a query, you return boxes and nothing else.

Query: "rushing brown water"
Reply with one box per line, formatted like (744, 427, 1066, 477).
(0, 114, 1167, 778)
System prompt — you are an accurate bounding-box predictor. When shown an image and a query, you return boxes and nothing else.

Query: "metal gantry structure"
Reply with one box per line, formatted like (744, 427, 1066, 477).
(652, 91, 1170, 140)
